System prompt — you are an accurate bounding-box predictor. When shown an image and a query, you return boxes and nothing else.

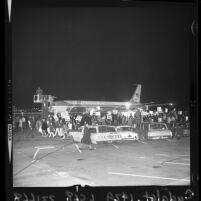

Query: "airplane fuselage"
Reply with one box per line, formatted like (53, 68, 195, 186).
(49, 84, 142, 114)
(62, 100, 131, 107)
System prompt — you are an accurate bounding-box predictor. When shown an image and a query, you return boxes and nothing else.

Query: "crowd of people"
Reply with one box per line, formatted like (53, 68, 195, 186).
(13, 107, 190, 138)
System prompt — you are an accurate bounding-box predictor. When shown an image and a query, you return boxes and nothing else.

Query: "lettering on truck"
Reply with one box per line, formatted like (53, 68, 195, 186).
(107, 134, 121, 140)
(96, 134, 121, 140)
(108, 135, 118, 139)
(97, 135, 107, 140)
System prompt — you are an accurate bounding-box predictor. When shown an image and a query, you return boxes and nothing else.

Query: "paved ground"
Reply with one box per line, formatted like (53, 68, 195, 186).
(13, 130, 190, 187)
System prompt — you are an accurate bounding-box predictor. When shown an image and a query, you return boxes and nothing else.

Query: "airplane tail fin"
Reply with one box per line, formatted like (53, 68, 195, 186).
(130, 84, 141, 103)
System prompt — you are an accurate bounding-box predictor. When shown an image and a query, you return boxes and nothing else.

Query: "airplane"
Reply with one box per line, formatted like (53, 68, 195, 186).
(49, 84, 155, 115)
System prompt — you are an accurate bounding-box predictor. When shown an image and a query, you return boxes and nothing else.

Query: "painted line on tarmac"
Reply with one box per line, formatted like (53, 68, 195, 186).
(108, 172, 190, 182)
(32, 164, 65, 177)
(155, 154, 172, 157)
(167, 177, 190, 185)
(164, 162, 190, 166)
(166, 139, 178, 142)
(111, 144, 119, 149)
(155, 154, 190, 158)
(182, 159, 190, 161)
(32, 164, 42, 169)
(175, 155, 190, 157)
(33, 164, 53, 172)
(137, 140, 147, 144)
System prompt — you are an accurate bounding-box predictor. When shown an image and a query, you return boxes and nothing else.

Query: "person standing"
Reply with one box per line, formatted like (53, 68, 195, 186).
(48, 122, 56, 138)
(68, 120, 73, 130)
(62, 121, 69, 139)
(35, 118, 41, 133)
(134, 109, 141, 128)
(22, 116, 26, 130)
(25, 116, 29, 130)
(15, 116, 20, 132)
(117, 113, 122, 126)
(128, 114, 133, 127)
(28, 118, 32, 130)
(80, 123, 96, 150)
(41, 119, 48, 137)
(18, 117, 23, 132)
(162, 113, 167, 123)
(122, 115, 126, 125)
(55, 119, 62, 137)
(27, 118, 35, 138)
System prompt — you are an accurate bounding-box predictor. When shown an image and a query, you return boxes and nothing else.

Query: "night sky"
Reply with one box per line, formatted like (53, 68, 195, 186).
(12, 4, 195, 109)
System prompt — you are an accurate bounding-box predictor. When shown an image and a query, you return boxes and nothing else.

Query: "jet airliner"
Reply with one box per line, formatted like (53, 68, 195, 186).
(49, 84, 147, 114)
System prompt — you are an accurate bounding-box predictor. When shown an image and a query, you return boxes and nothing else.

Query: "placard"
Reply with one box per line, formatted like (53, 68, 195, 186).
(157, 107, 162, 112)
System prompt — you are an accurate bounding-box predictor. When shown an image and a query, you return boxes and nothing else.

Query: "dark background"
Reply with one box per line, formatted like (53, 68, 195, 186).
(12, 4, 196, 109)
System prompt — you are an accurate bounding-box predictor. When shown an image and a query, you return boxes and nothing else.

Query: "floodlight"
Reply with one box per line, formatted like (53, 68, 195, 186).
(125, 102, 131, 109)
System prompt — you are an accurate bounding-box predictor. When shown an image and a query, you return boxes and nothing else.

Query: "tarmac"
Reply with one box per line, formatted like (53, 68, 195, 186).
(13, 130, 190, 187)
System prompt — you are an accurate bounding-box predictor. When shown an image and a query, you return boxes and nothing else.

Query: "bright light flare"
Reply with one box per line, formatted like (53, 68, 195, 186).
(125, 102, 131, 109)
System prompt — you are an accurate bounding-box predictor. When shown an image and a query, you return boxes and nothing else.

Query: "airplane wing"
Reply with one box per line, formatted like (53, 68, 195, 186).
(95, 102, 172, 113)
(141, 102, 175, 107)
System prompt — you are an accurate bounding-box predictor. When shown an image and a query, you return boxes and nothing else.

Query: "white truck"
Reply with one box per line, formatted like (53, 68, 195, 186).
(115, 125, 139, 141)
(69, 125, 122, 144)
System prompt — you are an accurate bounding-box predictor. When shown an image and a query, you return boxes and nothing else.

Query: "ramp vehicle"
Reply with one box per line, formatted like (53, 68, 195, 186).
(69, 125, 122, 144)
(136, 122, 172, 140)
(115, 126, 139, 141)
